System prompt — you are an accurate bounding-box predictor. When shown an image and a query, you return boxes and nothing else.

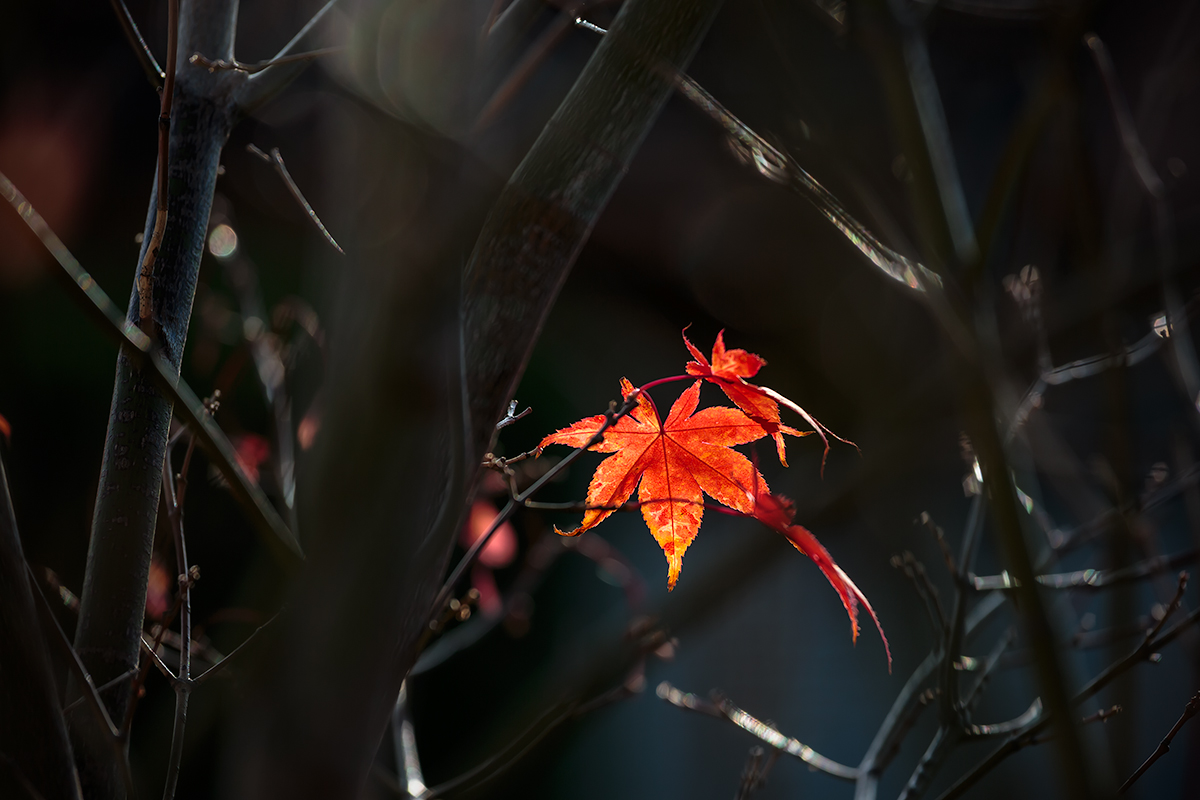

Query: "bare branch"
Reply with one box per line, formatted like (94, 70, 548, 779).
(0, 172, 303, 565)
(192, 615, 278, 685)
(190, 46, 340, 74)
(1119, 692, 1199, 793)
(892, 552, 948, 640)
(657, 683, 859, 781)
(137, 0, 179, 334)
(970, 548, 1196, 591)
(247, 144, 343, 253)
(107, 0, 164, 87)
(238, 0, 341, 114)
(1085, 31, 1199, 414)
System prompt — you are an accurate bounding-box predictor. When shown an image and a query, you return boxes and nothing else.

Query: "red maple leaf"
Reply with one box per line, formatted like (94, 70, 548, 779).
(683, 330, 850, 471)
(539, 378, 794, 589)
(753, 491, 891, 668)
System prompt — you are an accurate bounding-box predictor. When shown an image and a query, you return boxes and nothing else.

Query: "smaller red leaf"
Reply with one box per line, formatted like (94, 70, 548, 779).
(683, 330, 852, 473)
(753, 491, 891, 670)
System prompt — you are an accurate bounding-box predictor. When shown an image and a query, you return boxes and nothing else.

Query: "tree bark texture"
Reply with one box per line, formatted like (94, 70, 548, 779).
(0, 456, 81, 800)
(224, 0, 723, 794)
(70, 2, 242, 796)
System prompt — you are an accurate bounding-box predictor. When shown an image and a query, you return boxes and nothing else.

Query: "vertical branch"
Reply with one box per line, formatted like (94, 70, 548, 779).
(71, 2, 244, 797)
(160, 447, 193, 800)
(855, 2, 1092, 797)
(390, 682, 426, 798)
(138, 0, 180, 334)
(0, 454, 82, 800)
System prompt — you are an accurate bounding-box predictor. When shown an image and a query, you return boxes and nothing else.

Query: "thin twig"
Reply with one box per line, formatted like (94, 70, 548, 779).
(918, 512, 957, 579)
(238, 0, 342, 113)
(495, 400, 532, 430)
(572, 17, 946, 297)
(1085, 32, 1199, 415)
(137, 0, 179, 334)
(190, 46, 340, 74)
(192, 615, 278, 684)
(247, 144, 343, 253)
(970, 547, 1197, 591)
(657, 683, 859, 781)
(27, 564, 134, 797)
(161, 444, 194, 800)
(107, 0, 165, 87)
(898, 726, 955, 800)
(429, 392, 641, 619)
(734, 746, 778, 800)
(940, 496, 984, 728)
(961, 627, 1015, 710)
(62, 667, 139, 715)
(967, 699, 1042, 737)
(1118, 692, 1199, 793)
(1080, 705, 1122, 725)
(892, 552, 948, 640)
(140, 635, 175, 681)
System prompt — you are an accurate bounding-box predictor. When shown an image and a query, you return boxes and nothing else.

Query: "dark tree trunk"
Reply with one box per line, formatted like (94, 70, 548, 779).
(70, 2, 242, 796)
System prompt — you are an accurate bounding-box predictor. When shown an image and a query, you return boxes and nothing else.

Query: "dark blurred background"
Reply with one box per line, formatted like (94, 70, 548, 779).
(2, 0, 1199, 798)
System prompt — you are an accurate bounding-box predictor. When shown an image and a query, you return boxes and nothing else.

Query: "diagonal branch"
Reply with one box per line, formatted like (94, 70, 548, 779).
(0, 171, 302, 565)
(1119, 691, 1200, 792)
(246, 144, 343, 253)
(0, 454, 81, 800)
(107, 0, 165, 87)
(238, 0, 341, 114)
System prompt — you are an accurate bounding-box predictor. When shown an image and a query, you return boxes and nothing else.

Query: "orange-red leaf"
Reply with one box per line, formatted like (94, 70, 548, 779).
(684, 330, 851, 471)
(753, 491, 891, 669)
(539, 379, 771, 590)
(684, 330, 797, 465)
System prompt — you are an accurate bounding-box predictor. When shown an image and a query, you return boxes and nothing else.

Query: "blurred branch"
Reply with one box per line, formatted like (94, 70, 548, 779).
(892, 552, 948, 640)
(218, 231, 302, 531)
(898, 726, 954, 800)
(911, 0, 1051, 21)
(734, 746, 779, 800)
(575, 16, 945, 296)
(1085, 32, 1200, 415)
(27, 565, 133, 798)
(0, 454, 81, 800)
(391, 682, 426, 798)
